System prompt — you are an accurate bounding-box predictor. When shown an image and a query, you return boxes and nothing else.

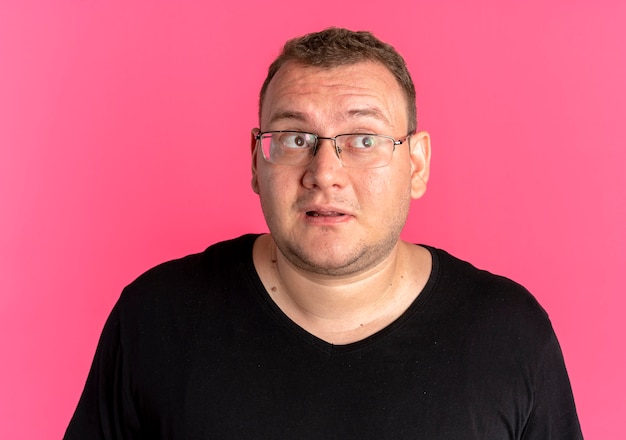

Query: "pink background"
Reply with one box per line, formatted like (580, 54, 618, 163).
(1, 1, 624, 438)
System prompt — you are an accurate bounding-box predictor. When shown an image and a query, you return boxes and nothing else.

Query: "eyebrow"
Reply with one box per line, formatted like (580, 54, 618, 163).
(345, 107, 391, 125)
(266, 110, 309, 126)
(267, 106, 392, 128)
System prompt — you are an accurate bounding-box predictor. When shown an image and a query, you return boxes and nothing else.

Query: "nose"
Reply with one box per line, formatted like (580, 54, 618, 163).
(302, 138, 347, 189)
(313, 137, 342, 161)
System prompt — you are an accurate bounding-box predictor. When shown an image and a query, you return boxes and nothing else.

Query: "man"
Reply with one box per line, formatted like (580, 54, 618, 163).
(65, 28, 582, 439)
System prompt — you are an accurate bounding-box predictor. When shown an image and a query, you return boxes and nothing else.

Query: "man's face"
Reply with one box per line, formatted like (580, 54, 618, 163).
(251, 60, 430, 276)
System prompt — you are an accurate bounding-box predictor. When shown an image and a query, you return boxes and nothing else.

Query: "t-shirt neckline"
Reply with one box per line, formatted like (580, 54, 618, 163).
(242, 234, 442, 355)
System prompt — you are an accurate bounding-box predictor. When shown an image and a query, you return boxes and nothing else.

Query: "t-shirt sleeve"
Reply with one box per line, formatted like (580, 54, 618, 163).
(63, 302, 141, 439)
(521, 328, 583, 439)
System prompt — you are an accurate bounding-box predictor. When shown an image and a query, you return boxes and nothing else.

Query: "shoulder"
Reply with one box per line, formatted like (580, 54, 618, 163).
(117, 234, 260, 309)
(131, 234, 257, 283)
(428, 246, 544, 308)
(422, 245, 553, 343)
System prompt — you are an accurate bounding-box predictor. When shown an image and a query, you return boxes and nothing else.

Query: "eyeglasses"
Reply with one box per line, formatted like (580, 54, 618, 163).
(255, 131, 412, 169)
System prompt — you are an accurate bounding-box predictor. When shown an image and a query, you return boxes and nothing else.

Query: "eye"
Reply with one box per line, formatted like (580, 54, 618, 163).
(278, 132, 315, 149)
(347, 134, 379, 149)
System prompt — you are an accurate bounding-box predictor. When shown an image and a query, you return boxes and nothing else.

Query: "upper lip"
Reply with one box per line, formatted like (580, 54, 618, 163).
(300, 203, 352, 216)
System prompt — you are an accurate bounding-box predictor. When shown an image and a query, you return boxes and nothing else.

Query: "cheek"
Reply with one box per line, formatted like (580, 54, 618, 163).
(257, 168, 298, 208)
(362, 177, 385, 202)
(358, 170, 411, 204)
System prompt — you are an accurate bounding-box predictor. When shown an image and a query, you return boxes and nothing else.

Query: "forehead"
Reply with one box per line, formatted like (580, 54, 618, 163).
(261, 61, 408, 132)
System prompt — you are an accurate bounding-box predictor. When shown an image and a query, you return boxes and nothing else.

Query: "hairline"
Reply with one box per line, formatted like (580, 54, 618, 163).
(259, 60, 416, 134)
(257, 29, 418, 133)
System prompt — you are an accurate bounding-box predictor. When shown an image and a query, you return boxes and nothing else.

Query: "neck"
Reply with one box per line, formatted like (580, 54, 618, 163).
(270, 236, 400, 319)
(253, 234, 431, 344)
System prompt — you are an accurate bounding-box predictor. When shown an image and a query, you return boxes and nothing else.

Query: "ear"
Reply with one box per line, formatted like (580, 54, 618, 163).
(408, 130, 431, 199)
(251, 128, 261, 194)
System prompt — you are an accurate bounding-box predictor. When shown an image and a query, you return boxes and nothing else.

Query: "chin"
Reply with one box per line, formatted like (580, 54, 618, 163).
(283, 238, 396, 277)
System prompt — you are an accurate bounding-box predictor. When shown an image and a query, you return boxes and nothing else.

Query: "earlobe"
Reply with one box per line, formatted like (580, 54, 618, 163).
(409, 130, 431, 199)
(251, 128, 260, 194)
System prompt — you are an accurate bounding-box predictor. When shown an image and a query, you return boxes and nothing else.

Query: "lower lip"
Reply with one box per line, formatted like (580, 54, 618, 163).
(303, 213, 352, 225)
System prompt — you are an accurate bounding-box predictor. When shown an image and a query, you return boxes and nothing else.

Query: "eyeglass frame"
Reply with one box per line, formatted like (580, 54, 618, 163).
(254, 130, 415, 168)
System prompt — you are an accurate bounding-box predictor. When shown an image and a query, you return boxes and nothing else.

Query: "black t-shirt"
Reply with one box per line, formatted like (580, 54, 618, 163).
(65, 234, 582, 439)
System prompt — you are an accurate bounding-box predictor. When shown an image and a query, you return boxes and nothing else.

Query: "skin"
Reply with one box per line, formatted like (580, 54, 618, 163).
(251, 60, 432, 344)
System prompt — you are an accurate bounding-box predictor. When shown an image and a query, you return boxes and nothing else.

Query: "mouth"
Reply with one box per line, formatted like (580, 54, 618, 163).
(306, 211, 346, 217)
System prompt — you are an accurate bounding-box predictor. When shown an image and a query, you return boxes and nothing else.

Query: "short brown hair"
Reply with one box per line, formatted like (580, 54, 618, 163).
(259, 27, 417, 132)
